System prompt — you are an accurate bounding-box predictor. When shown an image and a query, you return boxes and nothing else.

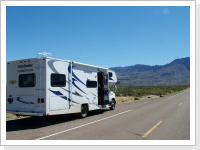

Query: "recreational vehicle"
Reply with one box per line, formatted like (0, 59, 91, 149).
(6, 53, 117, 118)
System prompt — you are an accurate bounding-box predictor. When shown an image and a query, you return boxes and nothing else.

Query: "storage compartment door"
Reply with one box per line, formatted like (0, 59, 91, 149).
(49, 96, 68, 111)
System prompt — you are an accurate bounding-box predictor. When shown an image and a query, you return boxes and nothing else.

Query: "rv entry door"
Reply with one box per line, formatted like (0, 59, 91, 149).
(103, 73, 109, 105)
(98, 72, 109, 105)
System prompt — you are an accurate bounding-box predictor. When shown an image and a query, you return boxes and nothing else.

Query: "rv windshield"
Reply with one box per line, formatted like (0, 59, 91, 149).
(19, 73, 36, 87)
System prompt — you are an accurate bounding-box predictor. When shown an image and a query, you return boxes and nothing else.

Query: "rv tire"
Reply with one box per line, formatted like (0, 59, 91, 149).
(80, 104, 88, 118)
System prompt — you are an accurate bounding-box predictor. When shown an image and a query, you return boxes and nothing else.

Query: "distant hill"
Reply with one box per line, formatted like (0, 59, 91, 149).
(110, 57, 190, 86)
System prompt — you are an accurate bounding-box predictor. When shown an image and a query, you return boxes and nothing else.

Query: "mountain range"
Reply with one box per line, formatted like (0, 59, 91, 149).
(110, 57, 190, 86)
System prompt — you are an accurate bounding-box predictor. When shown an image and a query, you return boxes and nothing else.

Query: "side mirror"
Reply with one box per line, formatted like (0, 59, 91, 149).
(114, 85, 117, 92)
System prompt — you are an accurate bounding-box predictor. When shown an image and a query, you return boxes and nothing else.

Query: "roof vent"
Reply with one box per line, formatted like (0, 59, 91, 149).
(37, 52, 52, 58)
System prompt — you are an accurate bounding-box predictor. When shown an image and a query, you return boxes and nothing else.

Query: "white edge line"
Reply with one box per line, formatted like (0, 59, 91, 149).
(35, 109, 132, 140)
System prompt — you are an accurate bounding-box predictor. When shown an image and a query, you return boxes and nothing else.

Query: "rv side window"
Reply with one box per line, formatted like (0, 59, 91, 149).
(51, 74, 66, 87)
(109, 72, 113, 77)
(86, 80, 97, 88)
(19, 73, 35, 87)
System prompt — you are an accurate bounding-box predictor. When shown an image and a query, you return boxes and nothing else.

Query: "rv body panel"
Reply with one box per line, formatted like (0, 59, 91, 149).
(7, 57, 117, 117)
(7, 58, 47, 116)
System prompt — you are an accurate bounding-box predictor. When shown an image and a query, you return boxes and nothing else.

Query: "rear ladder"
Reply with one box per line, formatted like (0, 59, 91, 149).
(34, 52, 51, 101)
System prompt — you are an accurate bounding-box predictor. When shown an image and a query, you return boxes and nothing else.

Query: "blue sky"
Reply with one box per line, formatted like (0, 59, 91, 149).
(6, 6, 190, 68)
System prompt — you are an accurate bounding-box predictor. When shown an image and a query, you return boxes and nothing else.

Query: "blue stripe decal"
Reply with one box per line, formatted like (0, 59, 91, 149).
(72, 78, 87, 94)
(109, 77, 114, 81)
(68, 66, 86, 86)
(72, 71, 86, 86)
(49, 89, 79, 104)
(16, 97, 34, 104)
(68, 65, 87, 94)
(50, 91, 63, 96)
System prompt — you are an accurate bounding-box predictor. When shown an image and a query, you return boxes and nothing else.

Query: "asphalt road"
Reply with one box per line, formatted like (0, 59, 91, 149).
(6, 90, 190, 140)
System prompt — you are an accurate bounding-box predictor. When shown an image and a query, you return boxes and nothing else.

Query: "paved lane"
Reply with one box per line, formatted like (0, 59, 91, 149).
(6, 90, 190, 140)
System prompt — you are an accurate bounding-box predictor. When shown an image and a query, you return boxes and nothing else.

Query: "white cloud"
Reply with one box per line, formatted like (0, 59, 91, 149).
(163, 8, 170, 15)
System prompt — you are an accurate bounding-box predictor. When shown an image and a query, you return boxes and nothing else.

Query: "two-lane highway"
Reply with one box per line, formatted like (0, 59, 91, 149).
(6, 90, 190, 140)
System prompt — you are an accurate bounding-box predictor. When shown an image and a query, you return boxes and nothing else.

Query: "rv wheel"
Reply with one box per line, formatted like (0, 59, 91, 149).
(110, 100, 116, 110)
(80, 105, 88, 118)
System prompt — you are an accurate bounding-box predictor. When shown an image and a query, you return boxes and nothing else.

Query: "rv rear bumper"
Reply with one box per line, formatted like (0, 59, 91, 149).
(7, 111, 45, 116)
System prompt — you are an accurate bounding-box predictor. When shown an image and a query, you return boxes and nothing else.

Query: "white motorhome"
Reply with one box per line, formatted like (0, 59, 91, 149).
(6, 53, 117, 118)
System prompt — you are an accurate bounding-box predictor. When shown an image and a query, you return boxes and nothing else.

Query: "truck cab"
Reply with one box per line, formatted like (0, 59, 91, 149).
(97, 70, 117, 109)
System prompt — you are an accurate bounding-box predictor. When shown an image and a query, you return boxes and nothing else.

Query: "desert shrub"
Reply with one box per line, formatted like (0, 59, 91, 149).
(115, 85, 189, 97)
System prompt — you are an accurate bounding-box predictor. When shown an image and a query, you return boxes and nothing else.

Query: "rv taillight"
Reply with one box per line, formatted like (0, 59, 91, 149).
(41, 98, 44, 103)
(38, 98, 44, 103)
(8, 98, 13, 103)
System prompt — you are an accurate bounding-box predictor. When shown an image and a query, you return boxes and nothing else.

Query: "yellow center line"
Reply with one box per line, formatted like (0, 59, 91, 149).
(178, 103, 183, 106)
(142, 121, 163, 138)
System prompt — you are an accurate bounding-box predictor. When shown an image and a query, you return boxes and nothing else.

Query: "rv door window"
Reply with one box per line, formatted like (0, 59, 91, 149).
(51, 74, 66, 87)
(19, 73, 36, 87)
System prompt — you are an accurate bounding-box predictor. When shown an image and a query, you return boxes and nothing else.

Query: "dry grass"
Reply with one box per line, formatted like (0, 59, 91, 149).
(6, 113, 17, 120)
(116, 95, 161, 104)
(115, 88, 190, 104)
